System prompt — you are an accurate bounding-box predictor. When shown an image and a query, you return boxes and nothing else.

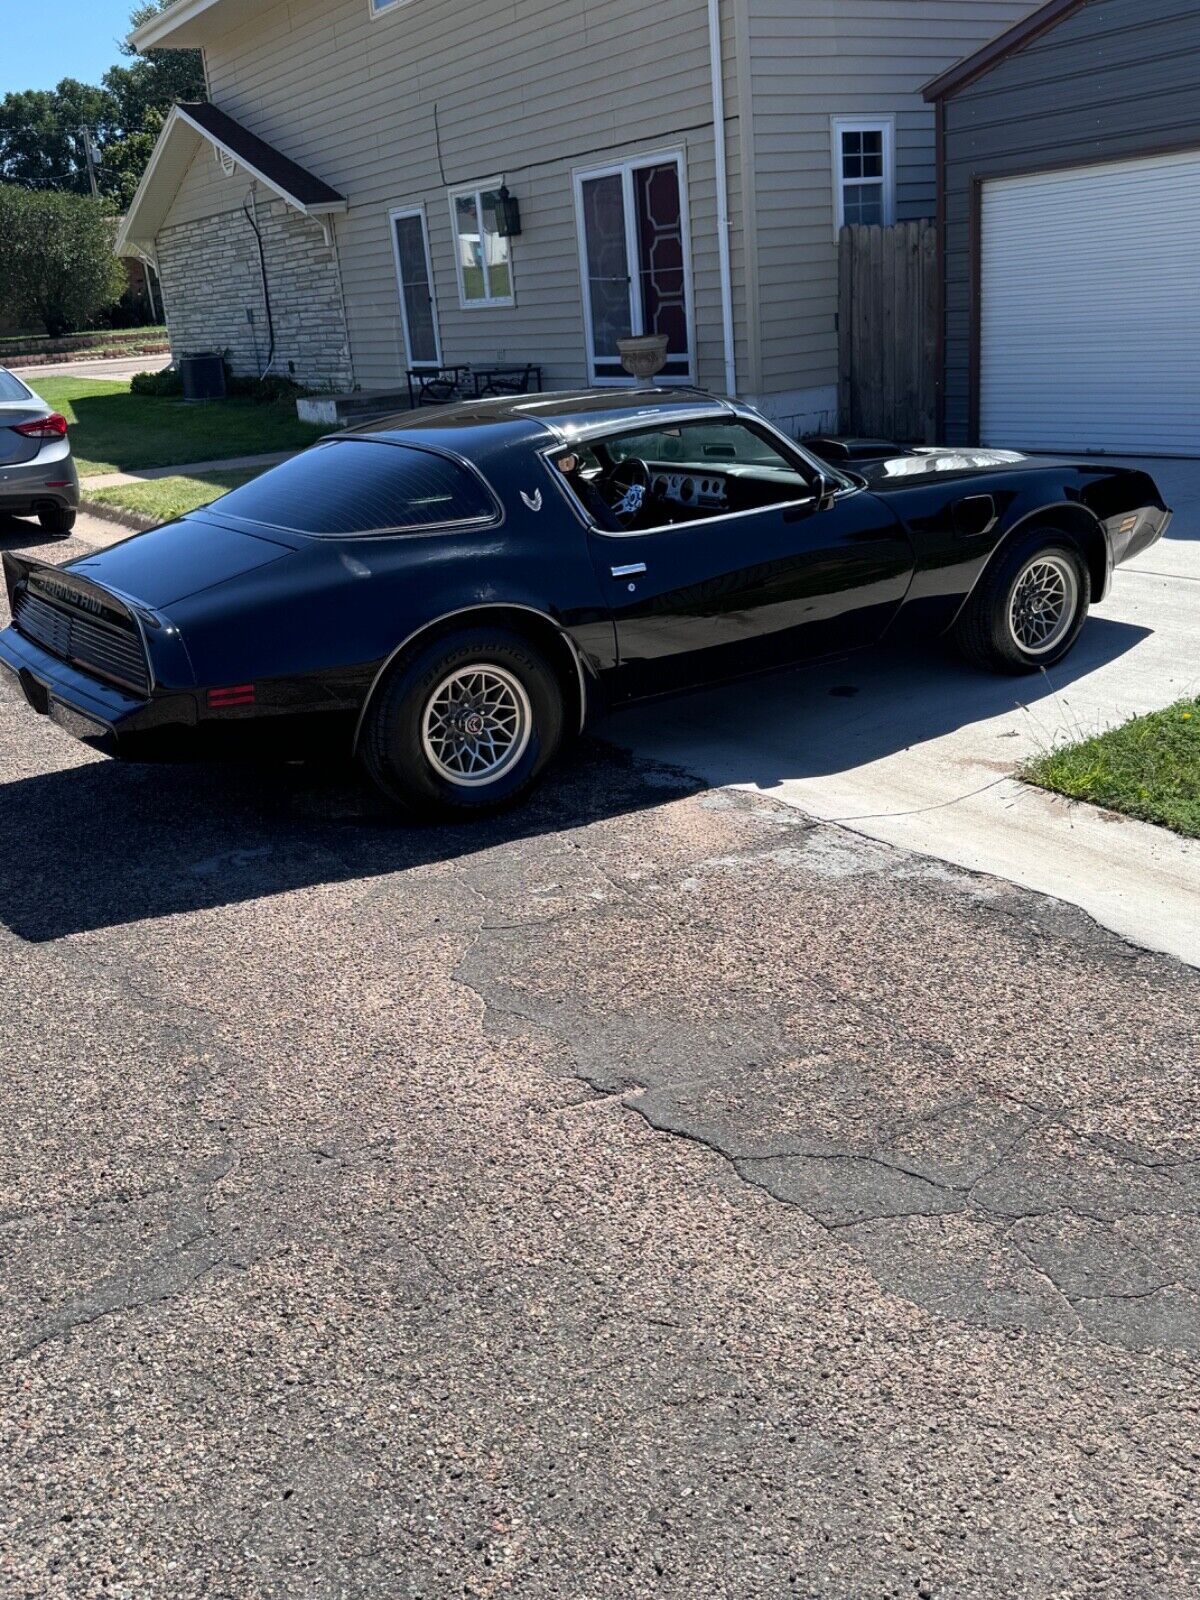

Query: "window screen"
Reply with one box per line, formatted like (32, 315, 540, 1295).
(210, 440, 498, 536)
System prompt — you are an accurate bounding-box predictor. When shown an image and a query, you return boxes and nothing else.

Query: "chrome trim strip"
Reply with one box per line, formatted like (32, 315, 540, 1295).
(352, 602, 592, 753)
(610, 563, 647, 578)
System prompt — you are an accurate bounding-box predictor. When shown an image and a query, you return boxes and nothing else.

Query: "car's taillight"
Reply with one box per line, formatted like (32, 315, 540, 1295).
(12, 413, 69, 440)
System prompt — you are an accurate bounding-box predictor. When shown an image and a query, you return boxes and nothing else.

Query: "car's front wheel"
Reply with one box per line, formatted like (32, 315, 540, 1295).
(39, 505, 76, 538)
(953, 529, 1091, 674)
(360, 627, 564, 818)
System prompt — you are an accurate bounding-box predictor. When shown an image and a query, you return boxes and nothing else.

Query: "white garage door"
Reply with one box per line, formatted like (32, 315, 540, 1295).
(980, 149, 1200, 456)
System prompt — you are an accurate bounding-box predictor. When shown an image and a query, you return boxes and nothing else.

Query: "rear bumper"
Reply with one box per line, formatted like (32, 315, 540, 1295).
(0, 454, 80, 516)
(0, 623, 355, 762)
(0, 622, 194, 755)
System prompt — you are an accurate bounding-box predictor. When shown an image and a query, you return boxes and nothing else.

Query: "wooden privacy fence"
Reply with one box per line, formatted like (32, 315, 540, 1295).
(838, 220, 938, 443)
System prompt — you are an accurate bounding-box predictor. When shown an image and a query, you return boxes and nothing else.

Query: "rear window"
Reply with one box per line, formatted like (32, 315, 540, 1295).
(0, 369, 33, 402)
(209, 439, 499, 536)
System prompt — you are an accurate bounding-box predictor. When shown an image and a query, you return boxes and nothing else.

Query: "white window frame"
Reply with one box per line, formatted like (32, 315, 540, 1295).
(572, 147, 697, 387)
(389, 203, 442, 369)
(831, 115, 895, 235)
(370, 0, 412, 17)
(447, 179, 516, 310)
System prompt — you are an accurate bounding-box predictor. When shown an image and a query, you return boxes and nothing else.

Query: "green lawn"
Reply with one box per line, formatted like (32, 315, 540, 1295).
(88, 468, 261, 524)
(1023, 698, 1200, 839)
(36, 376, 324, 477)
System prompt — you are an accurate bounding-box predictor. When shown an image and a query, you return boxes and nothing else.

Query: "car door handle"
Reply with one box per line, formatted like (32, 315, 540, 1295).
(610, 562, 647, 578)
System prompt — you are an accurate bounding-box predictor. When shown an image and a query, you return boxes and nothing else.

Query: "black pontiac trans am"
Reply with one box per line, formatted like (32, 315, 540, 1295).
(0, 389, 1170, 818)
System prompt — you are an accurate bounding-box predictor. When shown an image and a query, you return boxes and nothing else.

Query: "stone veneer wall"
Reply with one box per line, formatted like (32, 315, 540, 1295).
(155, 192, 353, 390)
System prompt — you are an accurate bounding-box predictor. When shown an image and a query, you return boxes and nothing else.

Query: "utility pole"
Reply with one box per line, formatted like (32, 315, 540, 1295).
(78, 127, 100, 199)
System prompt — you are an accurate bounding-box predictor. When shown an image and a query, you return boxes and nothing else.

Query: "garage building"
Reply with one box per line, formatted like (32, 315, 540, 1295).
(926, 0, 1200, 457)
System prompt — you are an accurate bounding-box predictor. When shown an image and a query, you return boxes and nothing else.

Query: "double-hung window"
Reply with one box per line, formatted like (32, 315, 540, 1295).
(831, 117, 895, 231)
(449, 183, 514, 308)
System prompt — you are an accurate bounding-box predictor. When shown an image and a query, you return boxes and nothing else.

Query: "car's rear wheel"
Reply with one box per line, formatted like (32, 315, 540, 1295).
(953, 528, 1090, 674)
(39, 505, 76, 537)
(360, 627, 564, 818)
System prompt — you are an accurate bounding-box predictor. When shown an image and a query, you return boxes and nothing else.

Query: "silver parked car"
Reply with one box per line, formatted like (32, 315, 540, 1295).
(0, 367, 80, 537)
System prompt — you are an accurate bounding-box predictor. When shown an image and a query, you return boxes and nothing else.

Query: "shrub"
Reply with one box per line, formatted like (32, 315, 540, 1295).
(131, 366, 182, 396)
(226, 372, 307, 404)
(0, 185, 126, 338)
(130, 366, 309, 404)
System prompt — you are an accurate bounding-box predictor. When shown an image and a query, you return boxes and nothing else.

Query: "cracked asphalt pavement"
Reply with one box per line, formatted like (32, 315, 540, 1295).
(2, 521, 1199, 1598)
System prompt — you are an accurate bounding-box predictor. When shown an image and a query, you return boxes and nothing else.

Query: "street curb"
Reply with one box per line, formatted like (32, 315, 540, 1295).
(79, 498, 162, 534)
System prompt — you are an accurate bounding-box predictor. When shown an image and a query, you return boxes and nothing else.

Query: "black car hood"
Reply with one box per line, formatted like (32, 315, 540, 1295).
(853, 447, 1036, 490)
(67, 517, 295, 609)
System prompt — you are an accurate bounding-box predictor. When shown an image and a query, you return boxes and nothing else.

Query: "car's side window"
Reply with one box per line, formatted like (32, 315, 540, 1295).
(209, 440, 500, 537)
(555, 419, 819, 534)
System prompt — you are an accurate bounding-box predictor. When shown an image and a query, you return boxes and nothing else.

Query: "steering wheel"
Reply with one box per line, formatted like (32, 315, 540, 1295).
(605, 456, 652, 527)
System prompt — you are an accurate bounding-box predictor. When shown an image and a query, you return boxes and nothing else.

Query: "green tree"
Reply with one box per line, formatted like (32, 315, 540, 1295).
(114, 1, 205, 126)
(102, 108, 165, 211)
(0, 3, 202, 203)
(0, 81, 117, 194)
(0, 186, 126, 337)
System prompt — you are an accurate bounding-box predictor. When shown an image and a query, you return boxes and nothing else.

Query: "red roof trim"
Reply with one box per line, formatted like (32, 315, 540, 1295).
(923, 0, 1090, 102)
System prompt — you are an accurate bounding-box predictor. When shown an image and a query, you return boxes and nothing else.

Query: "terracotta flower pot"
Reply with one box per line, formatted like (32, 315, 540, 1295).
(617, 333, 670, 380)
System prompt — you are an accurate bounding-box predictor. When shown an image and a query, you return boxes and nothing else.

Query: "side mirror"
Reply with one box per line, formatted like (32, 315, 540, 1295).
(815, 472, 837, 513)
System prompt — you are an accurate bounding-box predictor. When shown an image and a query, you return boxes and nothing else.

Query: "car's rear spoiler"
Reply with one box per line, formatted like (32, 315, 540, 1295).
(2, 550, 38, 611)
(3, 550, 141, 632)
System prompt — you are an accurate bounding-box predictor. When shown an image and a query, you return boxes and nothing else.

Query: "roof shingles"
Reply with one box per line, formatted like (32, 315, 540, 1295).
(177, 102, 345, 209)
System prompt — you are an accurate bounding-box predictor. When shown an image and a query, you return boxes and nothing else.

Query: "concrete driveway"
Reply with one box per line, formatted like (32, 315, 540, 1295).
(611, 458, 1200, 966)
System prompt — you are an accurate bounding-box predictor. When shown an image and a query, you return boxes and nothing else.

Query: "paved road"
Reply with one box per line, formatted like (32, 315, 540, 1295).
(616, 459, 1200, 965)
(17, 352, 172, 383)
(1, 512, 1198, 1597)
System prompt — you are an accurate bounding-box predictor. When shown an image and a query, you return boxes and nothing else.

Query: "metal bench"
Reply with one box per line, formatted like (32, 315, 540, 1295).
(406, 364, 544, 406)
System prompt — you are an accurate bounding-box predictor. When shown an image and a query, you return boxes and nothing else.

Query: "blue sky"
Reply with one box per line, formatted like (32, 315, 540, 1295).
(2, 2, 136, 96)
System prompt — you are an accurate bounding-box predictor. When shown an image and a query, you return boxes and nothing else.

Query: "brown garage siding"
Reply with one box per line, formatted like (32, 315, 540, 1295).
(933, 0, 1200, 443)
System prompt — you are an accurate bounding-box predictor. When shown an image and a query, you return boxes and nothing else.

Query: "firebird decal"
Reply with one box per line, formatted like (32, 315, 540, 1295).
(520, 489, 543, 512)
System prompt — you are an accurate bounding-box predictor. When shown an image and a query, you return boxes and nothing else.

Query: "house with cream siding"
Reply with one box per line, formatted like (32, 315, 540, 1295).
(119, 0, 1039, 435)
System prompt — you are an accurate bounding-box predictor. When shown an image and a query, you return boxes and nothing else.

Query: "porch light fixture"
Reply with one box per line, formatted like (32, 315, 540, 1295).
(494, 185, 522, 238)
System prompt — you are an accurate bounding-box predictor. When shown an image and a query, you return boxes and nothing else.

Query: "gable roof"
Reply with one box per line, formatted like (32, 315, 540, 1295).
(115, 102, 347, 259)
(924, 0, 1089, 101)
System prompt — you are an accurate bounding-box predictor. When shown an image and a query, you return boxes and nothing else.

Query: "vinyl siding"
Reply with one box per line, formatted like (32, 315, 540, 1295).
(194, 0, 746, 395)
(940, 0, 1200, 443)
(745, 0, 1038, 399)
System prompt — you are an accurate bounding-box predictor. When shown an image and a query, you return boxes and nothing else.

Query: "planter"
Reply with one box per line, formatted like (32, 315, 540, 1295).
(617, 333, 669, 380)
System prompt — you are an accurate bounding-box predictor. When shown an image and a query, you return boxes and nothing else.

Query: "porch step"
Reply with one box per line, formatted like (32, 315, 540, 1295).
(296, 389, 413, 427)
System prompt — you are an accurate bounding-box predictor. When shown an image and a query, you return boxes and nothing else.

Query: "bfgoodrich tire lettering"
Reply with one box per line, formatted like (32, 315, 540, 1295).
(361, 627, 564, 817)
(954, 529, 1090, 675)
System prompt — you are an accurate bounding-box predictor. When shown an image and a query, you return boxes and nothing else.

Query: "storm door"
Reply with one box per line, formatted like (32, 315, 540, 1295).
(391, 207, 442, 368)
(575, 154, 694, 383)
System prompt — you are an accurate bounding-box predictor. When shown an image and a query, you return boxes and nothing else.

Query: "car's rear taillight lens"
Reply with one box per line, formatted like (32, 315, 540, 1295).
(12, 413, 69, 440)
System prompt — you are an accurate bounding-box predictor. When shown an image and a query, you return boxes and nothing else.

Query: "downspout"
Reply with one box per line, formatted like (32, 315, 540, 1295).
(707, 0, 737, 398)
(243, 185, 277, 378)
